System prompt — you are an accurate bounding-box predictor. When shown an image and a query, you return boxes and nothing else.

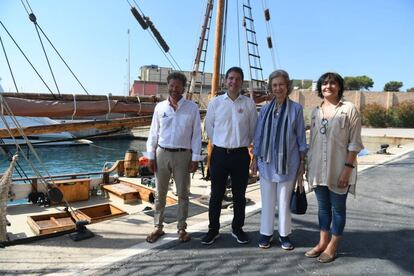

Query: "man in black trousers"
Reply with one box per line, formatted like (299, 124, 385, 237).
(202, 67, 258, 245)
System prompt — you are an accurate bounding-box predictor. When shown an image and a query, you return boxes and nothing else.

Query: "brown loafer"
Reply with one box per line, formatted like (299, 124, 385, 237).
(317, 252, 337, 263)
(146, 228, 165, 243)
(178, 229, 191, 242)
(305, 248, 323, 258)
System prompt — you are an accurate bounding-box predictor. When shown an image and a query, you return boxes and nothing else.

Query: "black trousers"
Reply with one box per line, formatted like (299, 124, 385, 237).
(208, 146, 250, 231)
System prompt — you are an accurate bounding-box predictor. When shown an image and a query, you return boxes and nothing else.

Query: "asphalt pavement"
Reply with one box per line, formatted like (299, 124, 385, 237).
(81, 151, 414, 275)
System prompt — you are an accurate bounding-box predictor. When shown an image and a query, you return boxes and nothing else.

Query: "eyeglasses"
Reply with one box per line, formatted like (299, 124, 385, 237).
(320, 118, 328, 134)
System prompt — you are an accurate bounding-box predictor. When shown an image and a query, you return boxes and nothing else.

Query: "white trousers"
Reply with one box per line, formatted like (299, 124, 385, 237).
(260, 177, 295, 237)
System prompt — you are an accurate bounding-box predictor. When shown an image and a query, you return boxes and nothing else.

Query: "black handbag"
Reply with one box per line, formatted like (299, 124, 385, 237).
(290, 177, 307, 215)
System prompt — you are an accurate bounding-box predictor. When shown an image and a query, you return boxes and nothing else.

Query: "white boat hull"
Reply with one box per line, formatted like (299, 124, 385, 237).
(0, 116, 92, 146)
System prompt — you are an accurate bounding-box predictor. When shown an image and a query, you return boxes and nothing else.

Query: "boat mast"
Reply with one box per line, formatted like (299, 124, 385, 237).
(205, 0, 225, 177)
(210, 0, 225, 98)
(128, 28, 131, 96)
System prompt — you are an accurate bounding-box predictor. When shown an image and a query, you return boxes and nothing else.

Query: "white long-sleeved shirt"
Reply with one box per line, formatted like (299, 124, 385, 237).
(145, 97, 202, 161)
(205, 93, 257, 148)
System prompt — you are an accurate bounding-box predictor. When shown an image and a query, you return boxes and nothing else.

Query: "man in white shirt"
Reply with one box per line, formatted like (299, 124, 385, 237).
(202, 67, 258, 245)
(145, 72, 202, 243)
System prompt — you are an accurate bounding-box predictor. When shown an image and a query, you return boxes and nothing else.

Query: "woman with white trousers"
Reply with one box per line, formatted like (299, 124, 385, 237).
(251, 70, 307, 250)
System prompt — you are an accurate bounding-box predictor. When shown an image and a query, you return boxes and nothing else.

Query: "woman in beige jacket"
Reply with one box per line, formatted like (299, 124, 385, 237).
(306, 72, 363, 263)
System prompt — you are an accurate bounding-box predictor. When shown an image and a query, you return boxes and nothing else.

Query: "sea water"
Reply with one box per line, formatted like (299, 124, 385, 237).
(0, 138, 146, 178)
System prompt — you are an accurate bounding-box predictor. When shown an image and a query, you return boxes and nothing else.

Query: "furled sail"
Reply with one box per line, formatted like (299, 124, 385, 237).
(1, 93, 159, 117)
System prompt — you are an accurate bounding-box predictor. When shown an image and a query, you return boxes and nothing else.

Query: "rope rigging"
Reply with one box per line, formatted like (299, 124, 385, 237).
(27, 11, 61, 95)
(0, 20, 55, 95)
(236, 0, 242, 67)
(219, 0, 230, 92)
(0, 138, 31, 184)
(261, 0, 280, 69)
(20, 0, 90, 95)
(0, 154, 18, 242)
(0, 35, 18, 93)
(0, 96, 82, 218)
(127, 0, 182, 71)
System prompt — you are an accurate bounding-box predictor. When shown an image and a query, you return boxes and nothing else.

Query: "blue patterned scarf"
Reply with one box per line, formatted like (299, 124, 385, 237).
(257, 98, 291, 175)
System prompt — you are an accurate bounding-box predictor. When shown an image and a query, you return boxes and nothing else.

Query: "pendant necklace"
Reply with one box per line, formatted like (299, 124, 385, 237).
(275, 102, 281, 116)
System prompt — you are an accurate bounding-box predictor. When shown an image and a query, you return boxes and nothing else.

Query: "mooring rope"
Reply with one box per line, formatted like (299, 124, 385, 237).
(106, 94, 112, 120)
(0, 95, 76, 212)
(0, 155, 18, 242)
(71, 94, 77, 120)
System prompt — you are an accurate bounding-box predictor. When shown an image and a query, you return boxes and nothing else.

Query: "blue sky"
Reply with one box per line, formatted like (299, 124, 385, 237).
(0, 0, 413, 95)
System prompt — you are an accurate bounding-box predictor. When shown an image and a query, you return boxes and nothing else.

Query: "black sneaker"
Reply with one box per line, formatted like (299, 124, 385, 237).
(279, 235, 294, 250)
(231, 229, 249, 244)
(201, 230, 219, 245)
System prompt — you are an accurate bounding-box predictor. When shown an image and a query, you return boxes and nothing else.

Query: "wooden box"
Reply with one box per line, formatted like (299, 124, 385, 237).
(27, 213, 75, 235)
(74, 204, 127, 223)
(102, 183, 140, 204)
(51, 178, 90, 203)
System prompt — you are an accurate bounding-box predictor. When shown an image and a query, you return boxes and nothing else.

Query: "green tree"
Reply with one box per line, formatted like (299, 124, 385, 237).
(344, 76, 374, 91)
(362, 104, 388, 127)
(407, 87, 414, 92)
(292, 79, 312, 89)
(384, 81, 403, 92)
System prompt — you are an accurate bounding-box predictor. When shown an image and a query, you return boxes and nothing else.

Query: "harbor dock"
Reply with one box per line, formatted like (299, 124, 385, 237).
(1, 129, 414, 275)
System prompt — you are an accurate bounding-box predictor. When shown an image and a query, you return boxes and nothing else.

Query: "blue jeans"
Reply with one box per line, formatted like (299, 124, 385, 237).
(314, 186, 348, 236)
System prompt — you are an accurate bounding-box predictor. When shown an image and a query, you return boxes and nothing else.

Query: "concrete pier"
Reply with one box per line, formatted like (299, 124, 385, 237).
(1, 129, 414, 275)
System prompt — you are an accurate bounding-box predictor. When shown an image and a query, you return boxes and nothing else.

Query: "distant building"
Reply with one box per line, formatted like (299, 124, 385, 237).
(138, 65, 213, 85)
(130, 65, 264, 97)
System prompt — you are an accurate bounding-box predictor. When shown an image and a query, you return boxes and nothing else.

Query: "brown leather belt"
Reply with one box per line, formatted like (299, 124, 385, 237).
(158, 145, 188, 152)
(214, 145, 247, 154)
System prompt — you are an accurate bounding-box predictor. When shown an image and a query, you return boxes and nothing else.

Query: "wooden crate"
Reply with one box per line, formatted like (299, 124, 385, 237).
(51, 178, 90, 203)
(102, 183, 140, 204)
(103, 181, 177, 205)
(130, 181, 177, 205)
(73, 204, 127, 224)
(27, 212, 75, 235)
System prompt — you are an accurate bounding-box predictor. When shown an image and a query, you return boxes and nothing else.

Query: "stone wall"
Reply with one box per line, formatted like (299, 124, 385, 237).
(290, 90, 414, 122)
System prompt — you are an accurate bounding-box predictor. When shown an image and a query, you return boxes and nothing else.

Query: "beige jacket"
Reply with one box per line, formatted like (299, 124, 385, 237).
(307, 100, 364, 195)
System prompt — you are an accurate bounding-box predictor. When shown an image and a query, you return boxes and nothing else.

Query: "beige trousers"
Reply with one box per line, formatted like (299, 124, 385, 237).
(154, 147, 191, 230)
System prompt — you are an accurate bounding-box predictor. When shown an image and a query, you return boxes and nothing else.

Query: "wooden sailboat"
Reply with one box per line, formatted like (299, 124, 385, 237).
(1, 0, 275, 246)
